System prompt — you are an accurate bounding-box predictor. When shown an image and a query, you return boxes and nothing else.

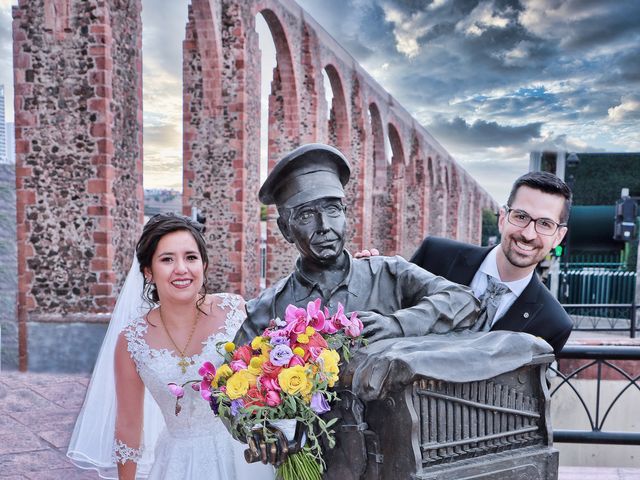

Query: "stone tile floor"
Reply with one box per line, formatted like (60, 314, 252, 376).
(1, 371, 639, 479)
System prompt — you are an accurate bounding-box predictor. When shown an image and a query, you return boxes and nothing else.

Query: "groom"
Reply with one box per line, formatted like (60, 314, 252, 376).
(235, 143, 480, 476)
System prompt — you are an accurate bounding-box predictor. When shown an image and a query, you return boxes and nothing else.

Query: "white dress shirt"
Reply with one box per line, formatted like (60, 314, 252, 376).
(469, 245, 533, 327)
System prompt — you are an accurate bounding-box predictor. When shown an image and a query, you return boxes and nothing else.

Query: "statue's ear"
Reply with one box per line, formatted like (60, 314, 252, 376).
(277, 216, 294, 244)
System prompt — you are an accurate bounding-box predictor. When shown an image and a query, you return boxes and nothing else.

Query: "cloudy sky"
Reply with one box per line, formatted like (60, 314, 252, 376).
(1, 0, 639, 203)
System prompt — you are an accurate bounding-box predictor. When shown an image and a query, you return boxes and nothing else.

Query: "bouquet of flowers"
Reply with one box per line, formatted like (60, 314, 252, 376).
(169, 299, 365, 480)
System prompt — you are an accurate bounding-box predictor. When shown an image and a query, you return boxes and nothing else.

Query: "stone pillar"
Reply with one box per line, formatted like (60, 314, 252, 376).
(13, 0, 143, 371)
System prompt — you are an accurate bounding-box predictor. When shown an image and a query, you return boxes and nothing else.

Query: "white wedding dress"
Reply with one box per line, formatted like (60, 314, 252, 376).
(123, 292, 274, 480)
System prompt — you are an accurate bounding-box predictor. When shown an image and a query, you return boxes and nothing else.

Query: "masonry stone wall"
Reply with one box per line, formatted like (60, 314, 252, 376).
(12, 0, 143, 370)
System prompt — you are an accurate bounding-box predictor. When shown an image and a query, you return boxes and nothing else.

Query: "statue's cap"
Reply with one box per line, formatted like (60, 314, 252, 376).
(259, 143, 351, 208)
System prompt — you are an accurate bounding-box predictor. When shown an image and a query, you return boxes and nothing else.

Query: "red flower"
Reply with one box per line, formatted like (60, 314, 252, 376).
(244, 386, 266, 410)
(233, 345, 254, 365)
(261, 361, 283, 379)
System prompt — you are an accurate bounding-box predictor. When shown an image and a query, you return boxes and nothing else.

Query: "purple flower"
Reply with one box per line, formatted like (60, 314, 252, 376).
(270, 344, 294, 367)
(209, 395, 219, 415)
(310, 392, 331, 414)
(230, 399, 245, 416)
(270, 336, 290, 347)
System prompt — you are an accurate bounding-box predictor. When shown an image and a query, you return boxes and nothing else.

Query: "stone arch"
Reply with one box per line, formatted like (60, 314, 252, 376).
(257, 8, 303, 286)
(299, 23, 318, 142)
(368, 102, 392, 253)
(323, 64, 350, 154)
(345, 74, 368, 250)
(183, 0, 223, 212)
(404, 134, 427, 255)
(427, 156, 440, 235)
(447, 165, 460, 239)
(388, 122, 405, 254)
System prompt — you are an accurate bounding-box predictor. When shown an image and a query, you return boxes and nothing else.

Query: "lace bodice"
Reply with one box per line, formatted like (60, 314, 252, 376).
(123, 293, 245, 438)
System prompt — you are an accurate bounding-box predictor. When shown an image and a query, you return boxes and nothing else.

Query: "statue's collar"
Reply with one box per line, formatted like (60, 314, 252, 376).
(292, 251, 356, 301)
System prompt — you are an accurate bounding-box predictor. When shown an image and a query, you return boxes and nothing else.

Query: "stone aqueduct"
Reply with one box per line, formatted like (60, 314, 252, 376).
(12, 0, 495, 369)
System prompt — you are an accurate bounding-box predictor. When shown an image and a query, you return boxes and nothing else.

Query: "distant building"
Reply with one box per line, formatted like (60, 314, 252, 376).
(143, 188, 182, 217)
(5, 123, 15, 164)
(0, 85, 6, 164)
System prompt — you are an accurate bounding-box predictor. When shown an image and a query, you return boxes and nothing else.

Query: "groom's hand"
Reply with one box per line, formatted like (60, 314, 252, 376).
(359, 311, 402, 342)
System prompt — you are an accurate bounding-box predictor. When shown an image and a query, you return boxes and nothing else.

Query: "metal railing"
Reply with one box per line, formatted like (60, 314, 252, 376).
(559, 268, 636, 305)
(550, 345, 640, 445)
(563, 303, 638, 338)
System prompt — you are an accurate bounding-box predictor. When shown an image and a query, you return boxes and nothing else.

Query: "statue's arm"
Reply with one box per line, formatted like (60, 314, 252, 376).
(391, 256, 479, 336)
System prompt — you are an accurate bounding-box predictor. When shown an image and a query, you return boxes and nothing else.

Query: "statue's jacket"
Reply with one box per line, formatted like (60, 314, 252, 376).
(236, 251, 480, 345)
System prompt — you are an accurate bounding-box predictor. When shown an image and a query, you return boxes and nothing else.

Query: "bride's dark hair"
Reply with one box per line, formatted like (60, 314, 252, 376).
(136, 212, 209, 308)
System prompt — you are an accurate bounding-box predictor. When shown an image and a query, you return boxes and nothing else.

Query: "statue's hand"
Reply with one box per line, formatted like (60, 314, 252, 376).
(359, 311, 402, 342)
(244, 422, 305, 467)
(353, 248, 380, 259)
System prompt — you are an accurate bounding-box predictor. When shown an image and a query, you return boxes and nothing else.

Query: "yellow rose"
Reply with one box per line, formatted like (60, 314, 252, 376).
(224, 342, 236, 353)
(318, 349, 340, 387)
(241, 368, 258, 388)
(278, 365, 309, 396)
(248, 356, 265, 376)
(226, 371, 250, 399)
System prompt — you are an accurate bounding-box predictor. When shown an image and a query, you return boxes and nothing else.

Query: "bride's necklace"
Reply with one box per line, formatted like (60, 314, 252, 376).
(159, 306, 199, 374)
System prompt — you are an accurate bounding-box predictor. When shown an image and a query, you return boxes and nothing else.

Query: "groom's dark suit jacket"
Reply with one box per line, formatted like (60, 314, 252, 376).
(410, 236, 573, 356)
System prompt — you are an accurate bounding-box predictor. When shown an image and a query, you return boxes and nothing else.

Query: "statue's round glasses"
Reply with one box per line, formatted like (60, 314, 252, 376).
(504, 207, 566, 236)
(291, 200, 346, 226)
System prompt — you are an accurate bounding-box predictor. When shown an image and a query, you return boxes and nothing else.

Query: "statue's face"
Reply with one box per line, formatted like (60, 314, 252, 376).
(281, 197, 347, 265)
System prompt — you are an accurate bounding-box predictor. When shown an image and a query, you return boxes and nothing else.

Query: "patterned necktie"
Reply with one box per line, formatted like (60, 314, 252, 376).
(474, 276, 511, 331)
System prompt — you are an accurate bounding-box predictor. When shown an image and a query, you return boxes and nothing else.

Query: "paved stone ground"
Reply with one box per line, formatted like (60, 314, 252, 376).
(1, 370, 639, 479)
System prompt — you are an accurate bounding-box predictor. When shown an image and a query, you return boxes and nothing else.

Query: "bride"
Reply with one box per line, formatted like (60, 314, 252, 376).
(67, 213, 274, 479)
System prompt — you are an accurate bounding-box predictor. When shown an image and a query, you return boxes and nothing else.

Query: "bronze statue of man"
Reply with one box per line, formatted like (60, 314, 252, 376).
(234, 143, 479, 476)
(235, 143, 479, 346)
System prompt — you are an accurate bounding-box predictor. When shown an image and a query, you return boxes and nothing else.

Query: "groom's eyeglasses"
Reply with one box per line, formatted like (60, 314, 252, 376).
(504, 207, 565, 236)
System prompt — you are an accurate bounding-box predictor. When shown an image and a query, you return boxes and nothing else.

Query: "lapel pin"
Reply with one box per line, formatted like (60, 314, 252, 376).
(523, 312, 530, 319)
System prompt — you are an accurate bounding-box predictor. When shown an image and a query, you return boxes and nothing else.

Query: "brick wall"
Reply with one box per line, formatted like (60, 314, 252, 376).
(12, 0, 143, 370)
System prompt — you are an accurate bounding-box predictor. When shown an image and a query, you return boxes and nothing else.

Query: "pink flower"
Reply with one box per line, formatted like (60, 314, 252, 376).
(307, 298, 327, 331)
(287, 317, 308, 336)
(344, 312, 364, 338)
(168, 383, 184, 398)
(321, 319, 339, 334)
(288, 355, 305, 367)
(284, 304, 308, 325)
(200, 387, 212, 401)
(230, 359, 248, 372)
(265, 390, 282, 407)
(259, 376, 281, 392)
(306, 298, 322, 316)
(198, 361, 216, 379)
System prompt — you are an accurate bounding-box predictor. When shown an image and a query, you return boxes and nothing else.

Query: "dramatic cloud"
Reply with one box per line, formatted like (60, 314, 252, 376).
(608, 96, 640, 122)
(297, 0, 640, 201)
(428, 116, 543, 149)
